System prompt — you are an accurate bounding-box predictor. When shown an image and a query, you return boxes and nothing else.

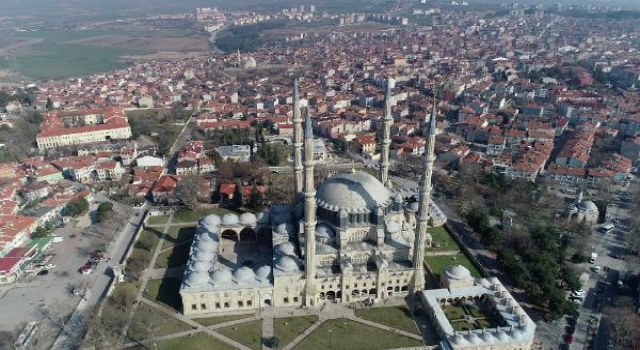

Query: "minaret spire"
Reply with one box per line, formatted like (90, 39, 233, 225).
(379, 78, 393, 185)
(303, 107, 318, 306)
(292, 78, 303, 199)
(410, 91, 437, 293)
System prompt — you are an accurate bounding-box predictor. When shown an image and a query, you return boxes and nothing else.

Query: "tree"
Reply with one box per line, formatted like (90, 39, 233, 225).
(95, 202, 114, 223)
(248, 182, 264, 209)
(175, 174, 200, 210)
(562, 265, 581, 291)
(234, 179, 245, 207)
(61, 197, 90, 217)
(45, 97, 53, 111)
(32, 222, 53, 238)
(603, 296, 639, 348)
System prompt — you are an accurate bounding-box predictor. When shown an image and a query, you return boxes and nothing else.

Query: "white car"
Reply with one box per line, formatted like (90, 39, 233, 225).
(45, 263, 56, 269)
(572, 290, 586, 297)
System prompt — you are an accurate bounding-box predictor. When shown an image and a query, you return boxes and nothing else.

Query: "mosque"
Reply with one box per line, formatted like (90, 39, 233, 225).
(179, 78, 446, 314)
(178, 79, 536, 350)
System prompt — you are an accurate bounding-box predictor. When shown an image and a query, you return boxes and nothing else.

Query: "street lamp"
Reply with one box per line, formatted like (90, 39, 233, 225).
(329, 329, 332, 348)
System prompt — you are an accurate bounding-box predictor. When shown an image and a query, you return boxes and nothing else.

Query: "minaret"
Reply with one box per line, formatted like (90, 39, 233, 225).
(409, 98, 437, 293)
(303, 107, 318, 306)
(292, 79, 304, 198)
(379, 78, 393, 185)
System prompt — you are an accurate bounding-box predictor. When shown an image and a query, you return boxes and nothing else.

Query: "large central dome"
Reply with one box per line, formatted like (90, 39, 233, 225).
(316, 171, 391, 211)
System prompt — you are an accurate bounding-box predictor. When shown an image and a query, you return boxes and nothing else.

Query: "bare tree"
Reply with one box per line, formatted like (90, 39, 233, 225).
(175, 174, 200, 210)
(83, 306, 127, 350)
(603, 296, 639, 348)
(133, 316, 159, 350)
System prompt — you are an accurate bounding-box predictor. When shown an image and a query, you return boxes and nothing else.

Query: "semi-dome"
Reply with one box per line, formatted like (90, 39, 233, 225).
(210, 269, 232, 284)
(275, 255, 299, 272)
(201, 214, 221, 227)
(185, 271, 209, 287)
(239, 212, 257, 226)
(496, 329, 510, 342)
(274, 242, 295, 256)
(221, 213, 239, 226)
(386, 220, 401, 234)
(445, 265, 472, 281)
(316, 172, 391, 211)
(255, 265, 272, 281)
(480, 330, 494, 343)
(233, 266, 255, 282)
(315, 224, 336, 238)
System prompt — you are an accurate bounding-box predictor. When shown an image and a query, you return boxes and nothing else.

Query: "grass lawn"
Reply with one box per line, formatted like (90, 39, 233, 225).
(155, 333, 237, 350)
(428, 226, 461, 252)
(128, 303, 191, 341)
(161, 225, 196, 250)
(217, 319, 263, 350)
(148, 215, 170, 225)
(355, 306, 419, 334)
(274, 315, 319, 347)
(144, 278, 183, 312)
(173, 207, 240, 224)
(293, 318, 423, 350)
(194, 314, 255, 327)
(425, 253, 483, 279)
(154, 242, 191, 269)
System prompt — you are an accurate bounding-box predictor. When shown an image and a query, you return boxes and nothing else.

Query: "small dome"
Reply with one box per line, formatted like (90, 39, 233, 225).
(239, 212, 257, 226)
(242, 57, 257, 69)
(478, 278, 492, 288)
(315, 224, 335, 238)
(233, 266, 255, 282)
(451, 333, 467, 345)
(496, 330, 510, 342)
(195, 238, 217, 253)
(192, 250, 214, 262)
(191, 260, 210, 271)
(210, 269, 232, 284)
(480, 330, 494, 343)
(467, 332, 482, 344)
(201, 214, 221, 227)
(386, 220, 401, 234)
(256, 211, 270, 224)
(445, 265, 472, 281)
(274, 242, 295, 256)
(489, 276, 500, 284)
(185, 271, 209, 287)
(221, 213, 239, 226)
(275, 222, 295, 236)
(577, 200, 598, 212)
(406, 202, 419, 212)
(255, 265, 272, 281)
(275, 255, 299, 272)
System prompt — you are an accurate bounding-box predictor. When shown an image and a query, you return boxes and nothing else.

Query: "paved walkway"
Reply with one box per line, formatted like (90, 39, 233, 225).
(261, 317, 274, 350)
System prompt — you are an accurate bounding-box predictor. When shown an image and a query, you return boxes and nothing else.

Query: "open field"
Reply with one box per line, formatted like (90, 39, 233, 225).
(292, 318, 423, 350)
(0, 29, 209, 79)
(194, 314, 254, 326)
(146, 333, 238, 350)
(144, 278, 183, 312)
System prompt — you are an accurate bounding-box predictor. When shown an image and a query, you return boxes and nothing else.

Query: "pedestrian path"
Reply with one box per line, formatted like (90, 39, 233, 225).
(261, 317, 274, 350)
(119, 215, 175, 344)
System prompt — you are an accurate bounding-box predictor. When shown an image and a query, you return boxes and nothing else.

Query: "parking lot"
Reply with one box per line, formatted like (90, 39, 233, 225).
(0, 215, 108, 346)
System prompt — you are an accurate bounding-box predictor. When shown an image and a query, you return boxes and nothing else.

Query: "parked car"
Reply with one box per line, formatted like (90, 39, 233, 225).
(45, 263, 56, 269)
(80, 264, 93, 275)
(37, 270, 49, 276)
(572, 290, 586, 297)
(72, 289, 84, 297)
(565, 334, 573, 344)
